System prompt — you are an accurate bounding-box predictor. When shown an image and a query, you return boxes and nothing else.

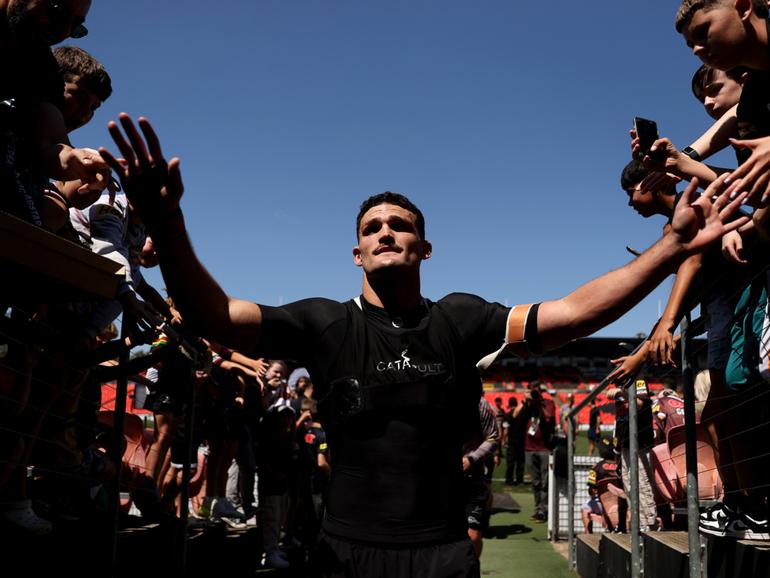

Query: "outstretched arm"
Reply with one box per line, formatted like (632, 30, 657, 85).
(100, 114, 262, 351)
(647, 252, 702, 366)
(534, 175, 748, 351)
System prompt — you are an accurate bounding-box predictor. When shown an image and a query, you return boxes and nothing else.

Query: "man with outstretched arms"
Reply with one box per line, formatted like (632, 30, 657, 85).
(100, 114, 748, 578)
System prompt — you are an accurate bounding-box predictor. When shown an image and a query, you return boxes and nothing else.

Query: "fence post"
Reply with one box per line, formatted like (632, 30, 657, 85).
(629, 376, 641, 578)
(567, 418, 575, 568)
(175, 349, 199, 576)
(109, 321, 131, 576)
(680, 314, 703, 578)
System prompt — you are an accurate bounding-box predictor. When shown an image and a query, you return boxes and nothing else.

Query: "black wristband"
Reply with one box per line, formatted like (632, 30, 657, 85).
(682, 146, 701, 162)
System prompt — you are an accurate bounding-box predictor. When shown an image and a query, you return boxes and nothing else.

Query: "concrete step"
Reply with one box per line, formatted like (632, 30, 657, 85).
(643, 531, 689, 578)
(599, 532, 632, 578)
(704, 534, 770, 578)
(576, 533, 601, 578)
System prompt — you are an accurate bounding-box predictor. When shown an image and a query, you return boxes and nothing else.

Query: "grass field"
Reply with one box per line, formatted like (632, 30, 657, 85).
(477, 435, 588, 578)
(481, 477, 577, 578)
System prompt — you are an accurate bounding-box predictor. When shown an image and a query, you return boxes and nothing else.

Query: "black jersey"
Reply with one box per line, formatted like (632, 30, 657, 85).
(258, 293, 515, 544)
(587, 458, 622, 489)
(736, 55, 770, 165)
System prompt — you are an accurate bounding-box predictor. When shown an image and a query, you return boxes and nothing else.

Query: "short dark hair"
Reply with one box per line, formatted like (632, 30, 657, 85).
(53, 45, 112, 102)
(620, 160, 650, 192)
(676, 0, 769, 33)
(356, 192, 425, 240)
(691, 63, 749, 102)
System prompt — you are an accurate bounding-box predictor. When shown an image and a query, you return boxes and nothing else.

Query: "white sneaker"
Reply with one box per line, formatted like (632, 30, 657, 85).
(220, 516, 247, 529)
(263, 550, 290, 569)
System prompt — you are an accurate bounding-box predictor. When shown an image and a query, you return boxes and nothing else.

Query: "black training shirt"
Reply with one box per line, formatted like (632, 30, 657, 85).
(258, 293, 518, 544)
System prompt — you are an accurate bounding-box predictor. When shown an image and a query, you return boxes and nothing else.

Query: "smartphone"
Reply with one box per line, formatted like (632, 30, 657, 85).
(634, 116, 659, 158)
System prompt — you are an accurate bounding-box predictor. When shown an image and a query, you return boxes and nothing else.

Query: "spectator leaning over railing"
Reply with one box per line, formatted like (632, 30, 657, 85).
(674, 0, 770, 540)
(0, 42, 116, 535)
(619, 63, 757, 535)
(101, 114, 748, 578)
(0, 0, 112, 227)
(40, 46, 113, 238)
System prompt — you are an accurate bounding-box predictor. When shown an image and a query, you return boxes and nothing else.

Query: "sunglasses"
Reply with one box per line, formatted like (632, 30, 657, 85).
(47, 0, 88, 39)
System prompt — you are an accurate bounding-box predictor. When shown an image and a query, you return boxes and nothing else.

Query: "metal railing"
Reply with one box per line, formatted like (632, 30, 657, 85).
(564, 260, 770, 578)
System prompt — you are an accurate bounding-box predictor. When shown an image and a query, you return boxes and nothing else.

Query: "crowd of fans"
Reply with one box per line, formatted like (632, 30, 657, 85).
(0, 1, 333, 568)
(3, 1, 770, 576)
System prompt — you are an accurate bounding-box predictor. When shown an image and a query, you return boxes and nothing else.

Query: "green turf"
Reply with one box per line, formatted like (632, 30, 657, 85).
(482, 464, 578, 578)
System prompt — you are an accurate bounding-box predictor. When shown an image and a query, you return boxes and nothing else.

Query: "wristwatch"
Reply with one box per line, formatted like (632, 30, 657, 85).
(682, 146, 702, 162)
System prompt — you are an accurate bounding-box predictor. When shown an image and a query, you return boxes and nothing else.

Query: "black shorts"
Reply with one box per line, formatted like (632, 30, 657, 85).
(312, 531, 480, 578)
(463, 475, 489, 531)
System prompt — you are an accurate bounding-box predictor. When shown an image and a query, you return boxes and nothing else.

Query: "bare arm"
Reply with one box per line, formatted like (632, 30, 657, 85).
(688, 104, 739, 159)
(608, 342, 650, 385)
(100, 114, 263, 351)
(648, 253, 702, 365)
(534, 175, 748, 351)
(318, 452, 331, 476)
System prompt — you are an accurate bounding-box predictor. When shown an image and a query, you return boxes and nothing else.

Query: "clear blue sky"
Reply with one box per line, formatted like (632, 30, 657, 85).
(71, 1, 734, 339)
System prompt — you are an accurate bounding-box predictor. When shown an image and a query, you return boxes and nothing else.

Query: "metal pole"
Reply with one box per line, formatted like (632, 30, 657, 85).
(109, 321, 131, 576)
(176, 350, 198, 576)
(680, 315, 703, 578)
(629, 377, 641, 578)
(567, 419, 575, 568)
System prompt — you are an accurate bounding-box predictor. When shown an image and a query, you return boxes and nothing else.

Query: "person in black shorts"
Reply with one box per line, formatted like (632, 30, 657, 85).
(102, 115, 747, 578)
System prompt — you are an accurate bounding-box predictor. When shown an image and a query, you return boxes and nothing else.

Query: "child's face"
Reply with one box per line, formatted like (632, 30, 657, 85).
(701, 69, 743, 119)
(62, 76, 102, 132)
(625, 183, 657, 218)
(682, 5, 749, 72)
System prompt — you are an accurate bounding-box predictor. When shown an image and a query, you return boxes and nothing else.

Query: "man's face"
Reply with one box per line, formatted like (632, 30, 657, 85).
(61, 76, 101, 131)
(701, 69, 743, 119)
(7, 0, 91, 46)
(353, 203, 431, 275)
(682, 4, 749, 71)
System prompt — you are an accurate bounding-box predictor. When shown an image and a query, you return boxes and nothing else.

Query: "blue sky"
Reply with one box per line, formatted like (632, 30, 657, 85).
(71, 1, 734, 338)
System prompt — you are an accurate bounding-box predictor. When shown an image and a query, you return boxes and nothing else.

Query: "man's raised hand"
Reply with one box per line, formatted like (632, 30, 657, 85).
(99, 113, 184, 236)
(670, 173, 749, 254)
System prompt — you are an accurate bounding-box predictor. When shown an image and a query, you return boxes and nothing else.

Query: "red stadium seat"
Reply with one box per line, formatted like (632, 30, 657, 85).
(667, 424, 723, 501)
(650, 441, 683, 503)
